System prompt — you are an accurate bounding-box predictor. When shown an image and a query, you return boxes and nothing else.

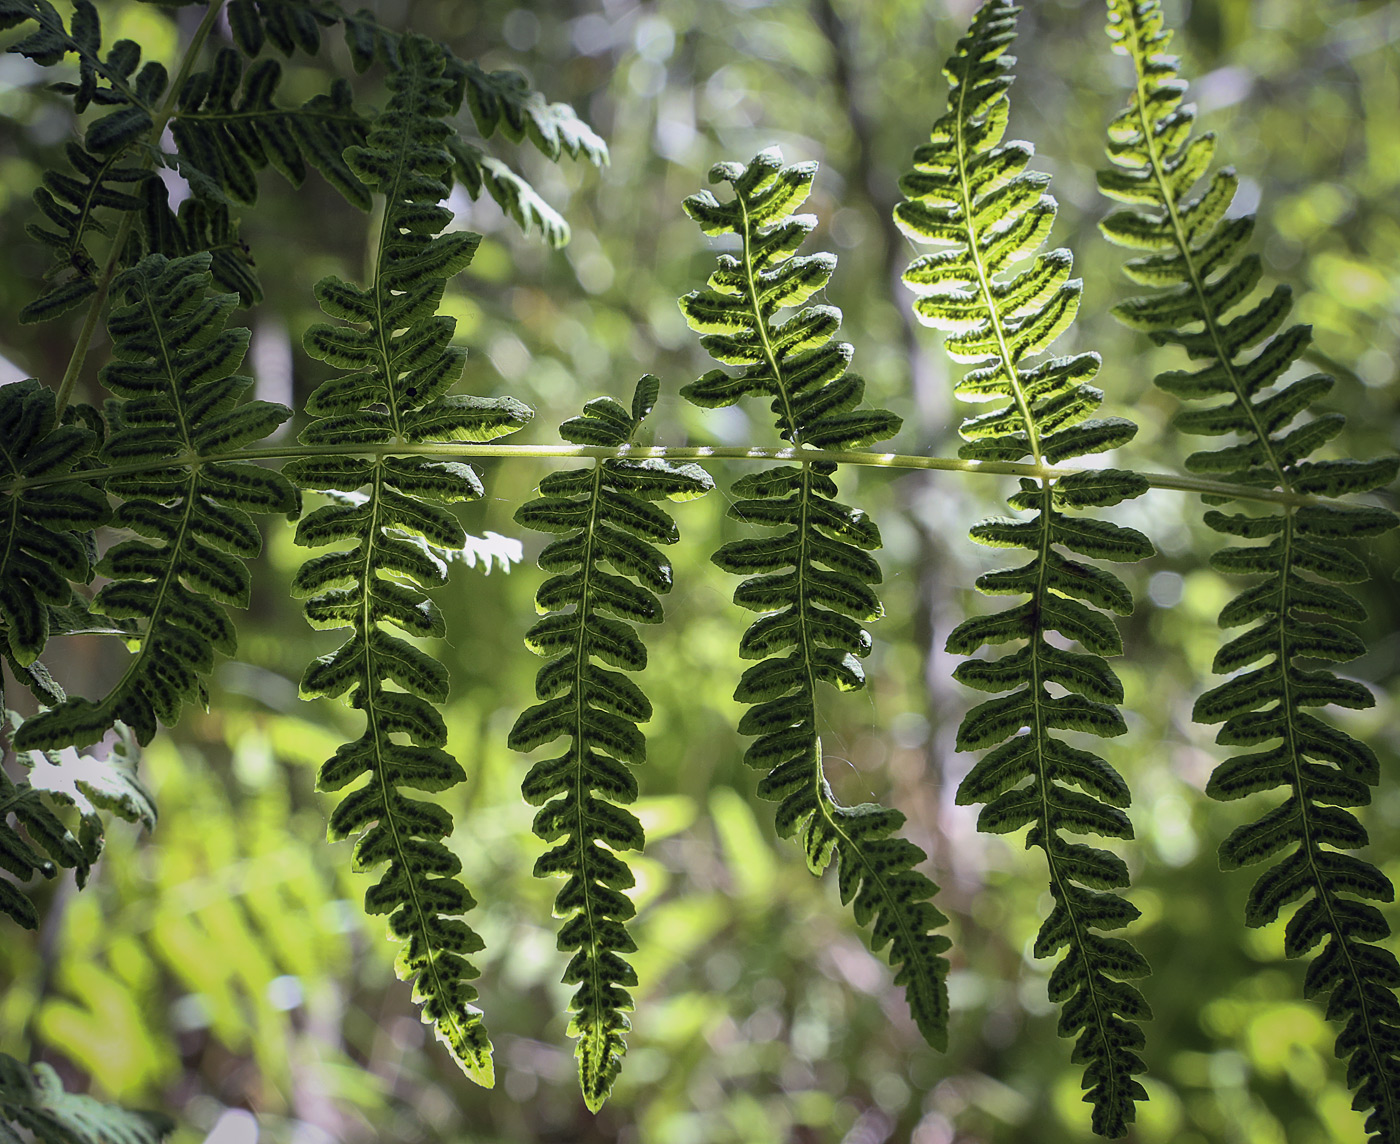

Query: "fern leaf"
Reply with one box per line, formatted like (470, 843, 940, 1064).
(289, 35, 534, 1089)
(456, 60, 609, 167)
(14, 253, 295, 752)
(897, 3, 1153, 1134)
(139, 180, 263, 306)
(512, 376, 712, 1110)
(0, 1054, 172, 1144)
(1, 711, 153, 929)
(1100, 3, 1400, 1137)
(0, 380, 109, 666)
(680, 148, 951, 1051)
(170, 48, 371, 210)
(225, 0, 339, 59)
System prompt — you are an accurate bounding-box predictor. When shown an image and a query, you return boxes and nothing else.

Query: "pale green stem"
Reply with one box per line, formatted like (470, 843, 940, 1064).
(5, 441, 1352, 509)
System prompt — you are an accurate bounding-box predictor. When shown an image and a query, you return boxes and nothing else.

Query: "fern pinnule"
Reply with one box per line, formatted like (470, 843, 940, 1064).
(511, 376, 712, 1110)
(1100, 2, 1400, 1136)
(287, 34, 534, 1089)
(13, 252, 295, 753)
(0, 379, 109, 669)
(897, 2, 1153, 1134)
(680, 148, 951, 1052)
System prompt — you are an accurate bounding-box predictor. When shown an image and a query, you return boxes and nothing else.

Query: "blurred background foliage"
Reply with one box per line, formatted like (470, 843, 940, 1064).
(1, 0, 1397, 1141)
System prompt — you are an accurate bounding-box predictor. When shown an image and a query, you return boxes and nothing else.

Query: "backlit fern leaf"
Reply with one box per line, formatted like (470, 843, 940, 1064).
(679, 148, 951, 1051)
(1100, 3, 1400, 1136)
(14, 252, 296, 753)
(896, 3, 1153, 1134)
(286, 35, 533, 1089)
(0, 379, 109, 668)
(510, 376, 713, 1110)
(336, 6, 606, 248)
(0, 1053, 172, 1144)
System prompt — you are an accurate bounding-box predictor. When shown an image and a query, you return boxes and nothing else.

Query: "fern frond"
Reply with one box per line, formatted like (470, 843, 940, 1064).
(0, 1053, 173, 1144)
(18, 143, 153, 324)
(680, 148, 951, 1051)
(1101, 3, 1400, 1136)
(226, 0, 340, 59)
(288, 35, 534, 1089)
(139, 180, 263, 306)
(0, 379, 109, 667)
(455, 60, 609, 167)
(1, 0, 170, 324)
(13, 253, 295, 752)
(169, 47, 370, 210)
(1, 712, 153, 929)
(897, 3, 1152, 1133)
(0, 1, 164, 124)
(511, 376, 713, 1110)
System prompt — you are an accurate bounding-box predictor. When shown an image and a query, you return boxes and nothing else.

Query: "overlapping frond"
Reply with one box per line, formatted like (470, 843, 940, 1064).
(169, 47, 370, 209)
(226, 0, 340, 59)
(0, 1053, 173, 1144)
(1100, 3, 1400, 1136)
(338, 7, 606, 248)
(897, 3, 1152, 1134)
(1, 713, 153, 929)
(511, 376, 712, 1110)
(287, 35, 533, 1089)
(680, 149, 951, 1051)
(0, 379, 108, 668)
(0, 1, 170, 321)
(15, 252, 295, 752)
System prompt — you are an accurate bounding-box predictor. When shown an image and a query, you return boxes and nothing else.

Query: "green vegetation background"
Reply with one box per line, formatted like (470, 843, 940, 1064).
(0, 0, 1396, 1141)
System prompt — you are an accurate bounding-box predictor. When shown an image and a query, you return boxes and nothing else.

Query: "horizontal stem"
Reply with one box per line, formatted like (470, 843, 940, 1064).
(8, 440, 1352, 508)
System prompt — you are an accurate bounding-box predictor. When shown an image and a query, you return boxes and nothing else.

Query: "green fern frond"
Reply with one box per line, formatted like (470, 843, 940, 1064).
(897, 3, 1153, 1134)
(446, 138, 573, 249)
(139, 181, 262, 306)
(1, 712, 153, 929)
(288, 35, 534, 1089)
(0, 379, 109, 666)
(13, 252, 295, 752)
(226, 0, 340, 59)
(0, 1053, 173, 1144)
(1, 0, 169, 324)
(679, 148, 951, 1051)
(0, 1, 163, 124)
(455, 60, 609, 167)
(334, 4, 605, 247)
(169, 47, 370, 210)
(511, 376, 713, 1110)
(1100, 2, 1400, 1137)
(18, 143, 152, 324)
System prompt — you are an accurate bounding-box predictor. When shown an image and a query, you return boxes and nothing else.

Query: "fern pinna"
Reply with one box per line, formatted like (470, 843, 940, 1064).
(14, 252, 296, 753)
(678, 148, 952, 1051)
(286, 36, 532, 1088)
(510, 377, 712, 1109)
(1099, 1, 1400, 1135)
(895, 2, 1154, 1134)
